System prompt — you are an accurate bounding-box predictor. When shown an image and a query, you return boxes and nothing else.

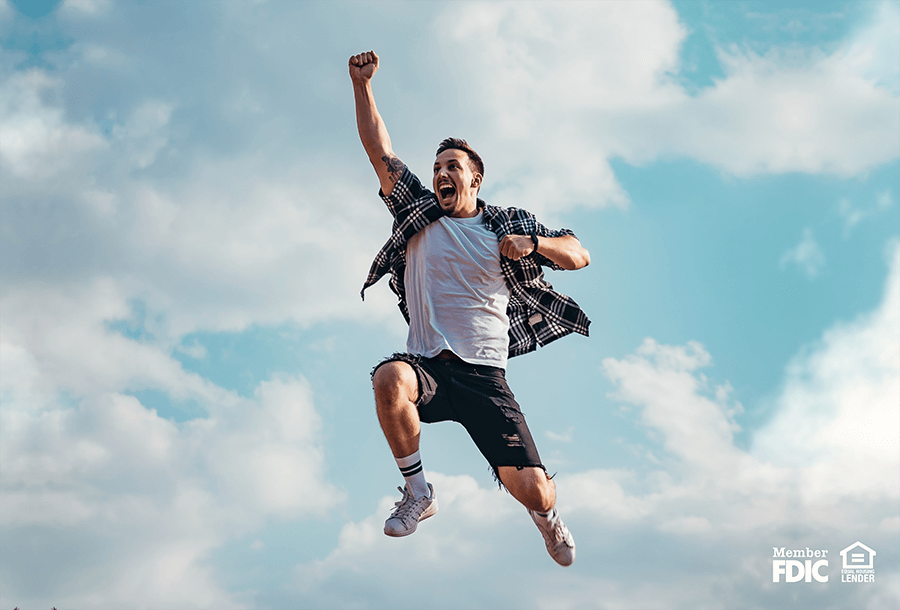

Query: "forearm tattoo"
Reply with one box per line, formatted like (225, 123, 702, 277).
(381, 155, 404, 183)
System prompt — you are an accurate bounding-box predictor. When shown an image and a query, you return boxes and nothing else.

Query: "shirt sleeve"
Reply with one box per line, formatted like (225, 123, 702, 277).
(379, 166, 433, 219)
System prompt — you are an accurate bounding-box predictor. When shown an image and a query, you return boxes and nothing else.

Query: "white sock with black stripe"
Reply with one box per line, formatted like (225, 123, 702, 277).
(395, 450, 430, 499)
(531, 507, 559, 526)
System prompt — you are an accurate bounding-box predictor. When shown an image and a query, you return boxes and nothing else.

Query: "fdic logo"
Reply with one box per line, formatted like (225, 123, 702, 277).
(772, 547, 829, 583)
(772, 542, 878, 584)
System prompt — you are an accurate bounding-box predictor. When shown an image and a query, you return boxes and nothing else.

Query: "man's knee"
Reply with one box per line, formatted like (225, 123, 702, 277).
(372, 360, 418, 406)
(528, 471, 556, 511)
(499, 466, 556, 512)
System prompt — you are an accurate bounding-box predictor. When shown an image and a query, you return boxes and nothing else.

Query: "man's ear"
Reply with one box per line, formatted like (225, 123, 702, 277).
(471, 174, 482, 189)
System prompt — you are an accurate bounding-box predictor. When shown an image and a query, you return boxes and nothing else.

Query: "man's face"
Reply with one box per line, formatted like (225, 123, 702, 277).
(433, 148, 480, 217)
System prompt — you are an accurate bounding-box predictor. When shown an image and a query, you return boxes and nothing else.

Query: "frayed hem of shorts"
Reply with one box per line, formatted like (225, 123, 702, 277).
(490, 464, 552, 491)
(370, 352, 423, 380)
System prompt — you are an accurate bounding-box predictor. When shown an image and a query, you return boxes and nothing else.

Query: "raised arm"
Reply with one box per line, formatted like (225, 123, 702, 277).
(349, 51, 404, 196)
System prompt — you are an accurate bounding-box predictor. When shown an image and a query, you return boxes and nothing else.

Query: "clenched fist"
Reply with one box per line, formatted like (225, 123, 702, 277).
(349, 50, 379, 83)
(499, 234, 537, 261)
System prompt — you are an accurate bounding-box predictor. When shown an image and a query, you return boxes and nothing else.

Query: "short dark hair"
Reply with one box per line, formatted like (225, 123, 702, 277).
(436, 137, 484, 179)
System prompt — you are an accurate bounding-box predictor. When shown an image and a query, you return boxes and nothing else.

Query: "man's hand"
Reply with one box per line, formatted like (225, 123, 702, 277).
(499, 235, 535, 261)
(349, 50, 379, 83)
(500, 234, 591, 270)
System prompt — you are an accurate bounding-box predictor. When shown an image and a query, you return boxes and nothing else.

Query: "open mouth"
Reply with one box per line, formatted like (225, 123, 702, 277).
(438, 184, 456, 201)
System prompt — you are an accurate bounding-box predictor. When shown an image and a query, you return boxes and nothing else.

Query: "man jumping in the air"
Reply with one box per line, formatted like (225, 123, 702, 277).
(350, 50, 591, 566)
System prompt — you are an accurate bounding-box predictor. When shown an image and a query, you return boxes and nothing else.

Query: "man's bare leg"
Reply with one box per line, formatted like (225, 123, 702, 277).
(372, 360, 421, 458)
(499, 465, 575, 566)
(372, 360, 437, 537)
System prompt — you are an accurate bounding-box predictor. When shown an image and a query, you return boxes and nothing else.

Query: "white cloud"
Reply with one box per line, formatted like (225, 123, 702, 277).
(756, 240, 900, 498)
(780, 228, 826, 278)
(840, 1, 900, 95)
(0, 65, 398, 343)
(545, 426, 574, 443)
(666, 43, 899, 177)
(840, 197, 866, 228)
(0, 279, 210, 400)
(433, 1, 899, 216)
(114, 100, 173, 168)
(602, 338, 746, 474)
(0, 366, 343, 608)
(438, 0, 686, 215)
(0, 270, 343, 608)
(839, 189, 896, 230)
(61, 0, 112, 16)
(0, 70, 107, 181)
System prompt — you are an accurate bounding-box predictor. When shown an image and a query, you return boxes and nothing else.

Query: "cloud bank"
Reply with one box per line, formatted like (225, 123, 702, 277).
(438, 1, 898, 218)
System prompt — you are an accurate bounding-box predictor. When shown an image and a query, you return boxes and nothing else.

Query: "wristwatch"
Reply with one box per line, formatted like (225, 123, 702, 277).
(530, 228, 539, 251)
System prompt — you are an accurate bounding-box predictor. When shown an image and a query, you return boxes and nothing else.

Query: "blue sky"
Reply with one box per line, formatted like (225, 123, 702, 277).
(1, 1, 898, 608)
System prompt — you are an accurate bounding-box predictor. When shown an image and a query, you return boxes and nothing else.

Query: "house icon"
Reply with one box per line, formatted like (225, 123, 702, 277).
(840, 541, 876, 570)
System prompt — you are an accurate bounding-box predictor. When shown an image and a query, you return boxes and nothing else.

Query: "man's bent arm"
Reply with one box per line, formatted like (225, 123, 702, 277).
(349, 51, 404, 196)
(537, 235, 591, 270)
(499, 234, 591, 270)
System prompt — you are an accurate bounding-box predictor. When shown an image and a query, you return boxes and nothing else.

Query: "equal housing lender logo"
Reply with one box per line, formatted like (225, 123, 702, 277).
(772, 541, 877, 583)
(840, 541, 876, 583)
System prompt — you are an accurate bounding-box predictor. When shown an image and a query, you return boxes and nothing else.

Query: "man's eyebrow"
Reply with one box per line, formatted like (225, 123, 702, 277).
(433, 159, 460, 170)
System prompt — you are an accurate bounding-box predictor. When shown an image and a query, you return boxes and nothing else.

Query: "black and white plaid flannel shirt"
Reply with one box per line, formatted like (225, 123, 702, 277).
(361, 166, 590, 358)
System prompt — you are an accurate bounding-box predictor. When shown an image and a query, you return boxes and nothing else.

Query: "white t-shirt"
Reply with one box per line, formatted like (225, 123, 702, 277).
(404, 212, 511, 369)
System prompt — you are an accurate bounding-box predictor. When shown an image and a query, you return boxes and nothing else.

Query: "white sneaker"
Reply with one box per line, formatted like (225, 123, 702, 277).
(384, 483, 438, 537)
(529, 507, 576, 566)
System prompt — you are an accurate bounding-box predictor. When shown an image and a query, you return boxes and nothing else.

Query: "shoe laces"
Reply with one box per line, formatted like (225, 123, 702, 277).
(549, 519, 572, 546)
(538, 510, 573, 546)
(389, 486, 429, 521)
